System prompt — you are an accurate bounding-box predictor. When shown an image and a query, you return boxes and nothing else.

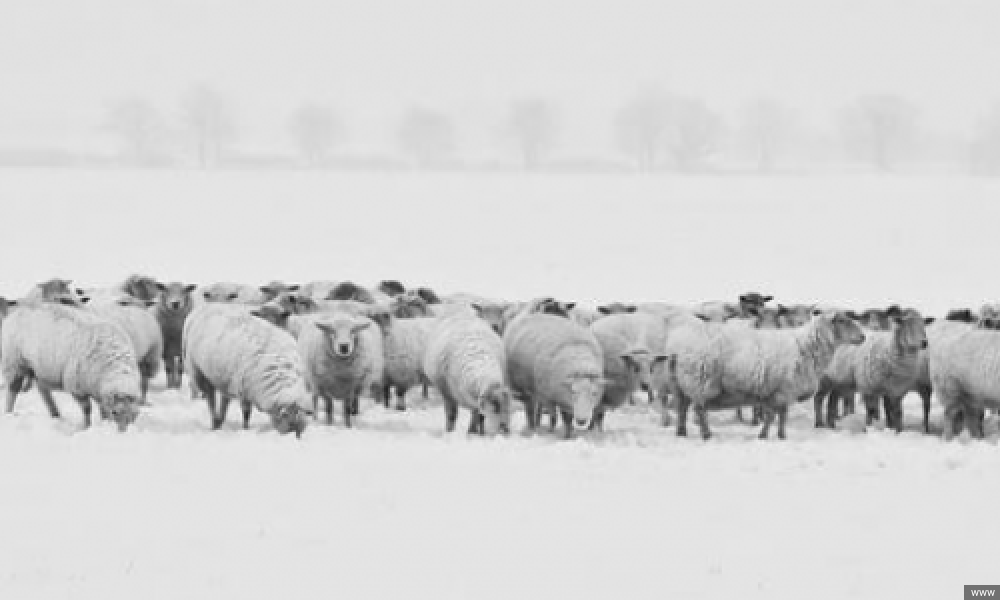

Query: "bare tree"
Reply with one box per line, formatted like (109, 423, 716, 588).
(662, 95, 725, 172)
(180, 83, 238, 168)
(505, 98, 557, 170)
(397, 108, 455, 169)
(740, 97, 797, 172)
(288, 104, 345, 166)
(101, 97, 170, 165)
(970, 103, 1000, 175)
(615, 88, 671, 172)
(839, 94, 919, 171)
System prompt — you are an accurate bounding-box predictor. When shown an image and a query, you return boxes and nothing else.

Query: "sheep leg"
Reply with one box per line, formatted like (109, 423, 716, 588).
(395, 388, 406, 412)
(241, 400, 253, 429)
(33, 383, 60, 419)
(213, 395, 232, 430)
(589, 408, 605, 432)
(343, 392, 356, 428)
(844, 395, 855, 415)
(560, 408, 575, 440)
(918, 385, 932, 434)
(814, 378, 832, 428)
(442, 396, 458, 433)
(74, 394, 93, 429)
(941, 401, 961, 441)
(381, 384, 391, 408)
(522, 395, 537, 432)
(826, 391, 842, 429)
(758, 405, 775, 440)
(751, 405, 762, 426)
(323, 395, 334, 425)
(422, 381, 429, 399)
(203, 390, 218, 429)
(5, 375, 23, 414)
(467, 411, 483, 435)
(776, 405, 789, 440)
(675, 393, 691, 437)
(862, 394, 880, 426)
(694, 403, 711, 440)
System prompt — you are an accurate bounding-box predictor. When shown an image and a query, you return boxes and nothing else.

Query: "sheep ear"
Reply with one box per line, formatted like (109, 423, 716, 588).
(315, 322, 337, 336)
(652, 354, 669, 365)
(288, 285, 300, 292)
(598, 306, 611, 315)
(696, 314, 710, 322)
(184, 284, 197, 294)
(924, 317, 936, 325)
(563, 302, 576, 311)
(763, 295, 774, 303)
(259, 286, 273, 294)
(79, 296, 90, 304)
(620, 353, 637, 367)
(350, 321, 371, 334)
(144, 300, 156, 308)
(155, 282, 166, 292)
(625, 306, 637, 313)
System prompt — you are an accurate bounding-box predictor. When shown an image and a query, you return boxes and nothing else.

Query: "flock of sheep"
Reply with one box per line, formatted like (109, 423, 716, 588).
(1, 275, 997, 441)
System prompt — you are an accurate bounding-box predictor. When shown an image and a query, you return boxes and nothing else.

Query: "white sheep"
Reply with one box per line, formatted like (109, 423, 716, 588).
(663, 311, 865, 440)
(22, 278, 83, 306)
(505, 313, 605, 438)
(590, 312, 670, 430)
(812, 307, 929, 432)
(369, 312, 437, 411)
(2, 301, 143, 432)
(87, 296, 164, 404)
(927, 320, 1000, 440)
(422, 315, 511, 435)
(296, 312, 385, 427)
(183, 303, 312, 435)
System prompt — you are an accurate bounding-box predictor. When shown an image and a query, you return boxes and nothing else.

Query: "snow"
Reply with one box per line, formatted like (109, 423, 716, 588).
(0, 169, 999, 599)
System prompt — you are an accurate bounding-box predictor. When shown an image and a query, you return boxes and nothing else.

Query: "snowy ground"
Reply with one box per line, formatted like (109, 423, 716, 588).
(1, 170, 999, 599)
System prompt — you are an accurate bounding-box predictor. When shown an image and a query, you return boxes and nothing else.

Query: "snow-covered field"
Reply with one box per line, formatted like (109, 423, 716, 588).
(1, 169, 999, 600)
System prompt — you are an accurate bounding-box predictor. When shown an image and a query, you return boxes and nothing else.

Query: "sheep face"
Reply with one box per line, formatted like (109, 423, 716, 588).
(269, 404, 309, 437)
(391, 294, 430, 318)
(777, 304, 814, 328)
(621, 351, 669, 399)
(479, 382, 512, 435)
(102, 393, 140, 432)
(251, 304, 291, 329)
(891, 309, 929, 352)
(738, 292, 773, 317)
(123, 275, 162, 303)
(829, 313, 866, 345)
(316, 319, 370, 358)
(565, 374, 604, 430)
(260, 281, 300, 303)
(471, 303, 507, 335)
(36, 279, 83, 306)
(157, 282, 197, 313)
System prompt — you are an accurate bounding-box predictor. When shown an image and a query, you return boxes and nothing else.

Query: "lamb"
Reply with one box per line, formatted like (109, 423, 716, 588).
(23, 278, 83, 306)
(2, 301, 143, 432)
(297, 312, 385, 427)
(590, 312, 669, 431)
(87, 296, 164, 404)
(369, 312, 436, 411)
(505, 313, 605, 438)
(663, 311, 865, 440)
(927, 319, 1000, 440)
(422, 315, 511, 435)
(183, 303, 312, 435)
(200, 282, 266, 305)
(153, 282, 198, 389)
(813, 307, 929, 432)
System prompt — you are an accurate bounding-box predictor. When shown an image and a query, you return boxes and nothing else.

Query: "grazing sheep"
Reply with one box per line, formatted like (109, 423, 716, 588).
(505, 314, 605, 438)
(369, 312, 436, 410)
(88, 297, 164, 404)
(377, 280, 407, 297)
(23, 278, 83, 306)
(926, 319, 1000, 440)
(259, 281, 300, 303)
(663, 311, 865, 440)
(300, 280, 340, 300)
(297, 312, 385, 427)
(422, 315, 511, 435)
(328, 281, 375, 304)
(590, 312, 670, 430)
(153, 282, 197, 389)
(2, 301, 143, 432)
(183, 303, 312, 435)
(813, 307, 929, 432)
(200, 282, 266, 305)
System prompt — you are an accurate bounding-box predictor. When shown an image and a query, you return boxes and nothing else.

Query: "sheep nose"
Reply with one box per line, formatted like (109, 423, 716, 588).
(169, 301, 181, 310)
(574, 417, 590, 429)
(337, 343, 350, 355)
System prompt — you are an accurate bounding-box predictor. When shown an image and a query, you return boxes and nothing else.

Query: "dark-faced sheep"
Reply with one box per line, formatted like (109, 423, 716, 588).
(153, 282, 198, 389)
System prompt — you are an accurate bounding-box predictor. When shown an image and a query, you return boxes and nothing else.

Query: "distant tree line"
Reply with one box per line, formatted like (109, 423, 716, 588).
(16, 82, 1000, 175)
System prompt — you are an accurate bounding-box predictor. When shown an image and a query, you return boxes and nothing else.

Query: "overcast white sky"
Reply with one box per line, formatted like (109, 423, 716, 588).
(0, 0, 997, 152)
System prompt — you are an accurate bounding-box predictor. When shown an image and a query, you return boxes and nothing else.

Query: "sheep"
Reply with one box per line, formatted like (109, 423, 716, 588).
(2, 301, 143, 432)
(259, 281, 300, 303)
(153, 282, 197, 389)
(846, 308, 892, 331)
(590, 312, 670, 431)
(813, 307, 929, 432)
(200, 282, 266, 305)
(87, 297, 164, 404)
(377, 280, 407, 297)
(505, 313, 605, 438)
(328, 281, 375, 304)
(469, 297, 573, 336)
(299, 280, 340, 300)
(663, 311, 865, 440)
(23, 278, 83, 306)
(297, 312, 385, 427)
(926, 319, 1000, 440)
(369, 312, 436, 411)
(422, 315, 511, 435)
(183, 303, 312, 435)
(120, 274, 162, 303)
